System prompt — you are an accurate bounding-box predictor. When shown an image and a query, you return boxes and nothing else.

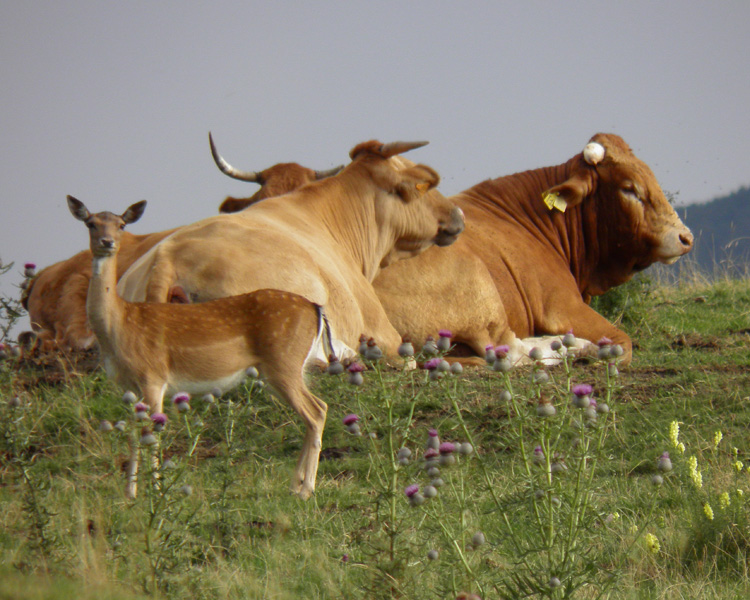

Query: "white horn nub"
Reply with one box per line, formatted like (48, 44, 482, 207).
(583, 142, 605, 165)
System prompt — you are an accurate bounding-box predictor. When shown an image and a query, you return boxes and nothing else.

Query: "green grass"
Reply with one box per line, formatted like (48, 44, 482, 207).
(1, 278, 750, 599)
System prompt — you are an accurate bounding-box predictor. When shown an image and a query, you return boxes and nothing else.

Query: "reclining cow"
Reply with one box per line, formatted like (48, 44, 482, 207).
(117, 140, 465, 362)
(371, 133, 693, 365)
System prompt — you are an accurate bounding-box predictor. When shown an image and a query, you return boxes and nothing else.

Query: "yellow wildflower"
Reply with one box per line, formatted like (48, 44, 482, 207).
(734, 461, 744, 473)
(677, 442, 685, 454)
(713, 430, 723, 450)
(669, 421, 680, 448)
(719, 492, 730, 510)
(737, 489, 744, 498)
(703, 503, 714, 520)
(644, 533, 660, 554)
(691, 470, 703, 489)
(688, 455, 698, 472)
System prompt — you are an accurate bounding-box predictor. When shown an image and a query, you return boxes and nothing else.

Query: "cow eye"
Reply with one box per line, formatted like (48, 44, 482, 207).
(621, 183, 642, 203)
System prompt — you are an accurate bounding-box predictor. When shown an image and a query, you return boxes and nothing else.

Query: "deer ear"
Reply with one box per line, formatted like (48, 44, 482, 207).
(122, 200, 147, 224)
(67, 195, 90, 221)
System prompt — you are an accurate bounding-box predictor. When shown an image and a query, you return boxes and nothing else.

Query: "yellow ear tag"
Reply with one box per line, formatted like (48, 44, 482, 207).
(542, 191, 567, 212)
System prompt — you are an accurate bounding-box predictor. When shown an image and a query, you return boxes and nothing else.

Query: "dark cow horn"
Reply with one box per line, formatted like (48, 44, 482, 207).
(379, 141, 429, 158)
(315, 165, 345, 180)
(208, 132, 262, 183)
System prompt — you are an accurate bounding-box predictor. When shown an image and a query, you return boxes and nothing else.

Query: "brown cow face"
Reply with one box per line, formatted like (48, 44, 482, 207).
(544, 134, 693, 284)
(589, 134, 693, 270)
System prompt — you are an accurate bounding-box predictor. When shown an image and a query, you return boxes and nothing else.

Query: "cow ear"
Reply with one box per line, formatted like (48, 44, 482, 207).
(394, 164, 440, 202)
(541, 173, 592, 212)
(122, 200, 147, 224)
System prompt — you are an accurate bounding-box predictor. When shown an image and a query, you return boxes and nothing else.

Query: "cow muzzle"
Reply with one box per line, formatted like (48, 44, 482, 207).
(658, 224, 694, 264)
(434, 207, 465, 247)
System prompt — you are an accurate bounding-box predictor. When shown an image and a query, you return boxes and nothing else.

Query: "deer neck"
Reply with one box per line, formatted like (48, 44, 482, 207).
(87, 253, 125, 350)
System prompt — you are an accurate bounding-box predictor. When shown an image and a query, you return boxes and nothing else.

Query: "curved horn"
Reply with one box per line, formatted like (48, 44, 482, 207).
(314, 165, 345, 180)
(583, 142, 606, 166)
(379, 140, 429, 158)
(208, 132, 262, 183)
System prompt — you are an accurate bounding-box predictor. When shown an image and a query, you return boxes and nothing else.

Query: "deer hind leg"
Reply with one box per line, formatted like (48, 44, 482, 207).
(265, 372, 327, 499)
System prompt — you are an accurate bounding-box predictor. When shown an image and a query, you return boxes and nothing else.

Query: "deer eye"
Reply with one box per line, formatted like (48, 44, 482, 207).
(86, 221, 95, 229)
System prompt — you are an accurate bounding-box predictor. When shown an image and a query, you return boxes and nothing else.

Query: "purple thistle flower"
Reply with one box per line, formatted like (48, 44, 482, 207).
(172, 392, 190, 405)
(597, 336, 613, 347)
(347, 362, 365, 373)
(342, 414, 360, 426)
(404, 484, 419, 498)
(494, 345, 510, 359)
(134, 402, 149, 413)
(439, 442, 456, 455)
(437, 330, 452, 351)
(572, 384, 593, 397)
(24, 262, 36, 270)
(428, 428, 439, 438)
(151, 413, 167, 431)
(424, 448, 439, 460)
(423, 357, 442, 371)
(484, 345, 496, 363)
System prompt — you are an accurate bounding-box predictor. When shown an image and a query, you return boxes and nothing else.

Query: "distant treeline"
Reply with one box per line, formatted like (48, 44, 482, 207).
(677, 186, 750, 277)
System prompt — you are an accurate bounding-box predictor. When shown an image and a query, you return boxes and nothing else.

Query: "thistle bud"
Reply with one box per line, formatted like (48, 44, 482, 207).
(398, 336, 415, 358)
(529, 347, 544, 361)
(364, 338, 383, 361)
(562, 332, 577, 348)
(326, 354, 345, 375)
(422, 335, 438, 356)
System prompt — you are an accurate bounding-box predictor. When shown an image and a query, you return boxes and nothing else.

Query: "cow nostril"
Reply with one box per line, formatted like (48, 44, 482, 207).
(679, 232, 693, 248)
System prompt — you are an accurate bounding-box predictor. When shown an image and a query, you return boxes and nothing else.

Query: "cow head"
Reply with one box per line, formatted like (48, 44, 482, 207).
(347, 140, 465, 267)
(542, 133, 693, 293)
(209, 133, 344, 213)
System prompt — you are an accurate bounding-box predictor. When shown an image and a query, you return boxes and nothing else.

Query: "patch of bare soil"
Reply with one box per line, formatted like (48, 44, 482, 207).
(670, 333, 722, 349)
(4, 347, 101, 389)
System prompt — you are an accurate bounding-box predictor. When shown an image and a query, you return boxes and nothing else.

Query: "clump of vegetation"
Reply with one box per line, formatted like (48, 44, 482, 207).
(1, 279, 750, 599)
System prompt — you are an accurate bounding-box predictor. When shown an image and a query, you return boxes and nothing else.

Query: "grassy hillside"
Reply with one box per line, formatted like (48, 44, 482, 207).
(678, 187, 750, 277)
(1, 278, 749, 599)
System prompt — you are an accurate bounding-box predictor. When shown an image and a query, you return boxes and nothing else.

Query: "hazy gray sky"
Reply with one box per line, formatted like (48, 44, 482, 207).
(1, 1, 749, 330)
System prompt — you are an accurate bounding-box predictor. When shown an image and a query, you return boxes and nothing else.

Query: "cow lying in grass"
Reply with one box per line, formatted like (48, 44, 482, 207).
(372, 134, 693, 365)
(117, 140, 465, 363)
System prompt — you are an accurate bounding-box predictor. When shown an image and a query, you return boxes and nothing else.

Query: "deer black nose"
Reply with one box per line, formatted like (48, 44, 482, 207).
(101, 238, 115, 249)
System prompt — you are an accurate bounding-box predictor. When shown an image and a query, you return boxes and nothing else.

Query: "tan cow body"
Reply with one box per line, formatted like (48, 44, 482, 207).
(22, 138, 340, 351)
(373, 134, 694, 365)
(117, 140, 465, 361)
(23, 229, 177, 350)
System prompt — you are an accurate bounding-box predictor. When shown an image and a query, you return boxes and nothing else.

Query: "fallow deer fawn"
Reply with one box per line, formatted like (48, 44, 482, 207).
(68, 195, 331, 500)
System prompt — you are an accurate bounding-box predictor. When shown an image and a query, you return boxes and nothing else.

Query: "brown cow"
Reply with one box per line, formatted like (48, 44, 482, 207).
(22, 134, 341, 351)
(372, 133, 693, 365)
(209, 132, 343, 213)
(117, 140, 465, 362)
